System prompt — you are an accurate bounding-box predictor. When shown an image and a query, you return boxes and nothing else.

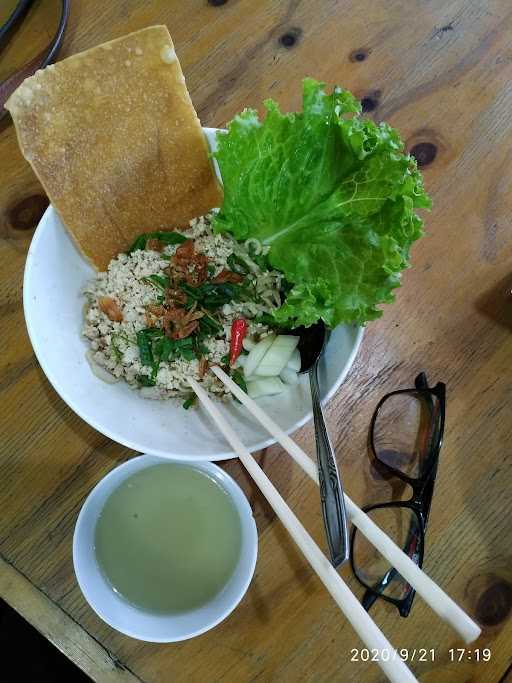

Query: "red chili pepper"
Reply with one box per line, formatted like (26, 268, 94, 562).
(229, 318, 248, 366)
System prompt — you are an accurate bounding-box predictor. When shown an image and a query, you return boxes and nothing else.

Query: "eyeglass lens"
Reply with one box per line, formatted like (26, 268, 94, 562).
(352, 505, 422, 601)
(373, 391, 441, 479)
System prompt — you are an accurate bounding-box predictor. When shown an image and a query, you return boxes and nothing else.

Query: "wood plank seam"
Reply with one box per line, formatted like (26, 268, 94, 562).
(498, 662, 512, 683)
(0, 551, 143, 683)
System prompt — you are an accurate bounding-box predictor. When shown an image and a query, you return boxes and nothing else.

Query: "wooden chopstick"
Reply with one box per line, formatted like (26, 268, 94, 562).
(211, 366, 481, 644)
(188, 377, 418, 683)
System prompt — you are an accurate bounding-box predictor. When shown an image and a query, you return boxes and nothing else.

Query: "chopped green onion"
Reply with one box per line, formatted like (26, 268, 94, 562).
(174, 337, 194, 348)
(127, 231, 187, 253)
(195, 342, 209, 355)
(227, 253, 249, 275)
(141, 275, 170, 292)
(200, 314, 222, 334)
(136, 330, 154, 367)
(179, 283, 201, 300)
(253, 312, 277, 327)
(141, 327, 165, 337)
(182, 395, 197, 410)
(247, 243, 270, 270)
(231, 369, 248, 396)
(150, 364, 159, 383)
(180, 282, 248, 310)
(110, 335, 123, 362)
(114, 332, 136, 345)
(154, 337, 175, 363)
(136, 374, 156, 387)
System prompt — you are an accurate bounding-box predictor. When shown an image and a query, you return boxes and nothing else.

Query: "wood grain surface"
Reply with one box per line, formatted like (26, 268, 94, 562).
(1, 1, 511, 682)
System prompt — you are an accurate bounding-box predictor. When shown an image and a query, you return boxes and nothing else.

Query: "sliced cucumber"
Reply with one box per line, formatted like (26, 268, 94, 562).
(242, 337, 256, 351)
(253, 335, 299, 377)
(247, 376, 286, 399)
(286, 348, 301, 372)
(235, 354, 247, 368)
(280, 367, 299, 385)
(244, 334, 275, 378)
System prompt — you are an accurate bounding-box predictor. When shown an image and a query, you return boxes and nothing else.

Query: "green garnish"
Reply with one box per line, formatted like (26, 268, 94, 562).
(199, 314, 223, 334)
(252, 313, 277, 327)
(110, 334, 123, 362)
(227, 253, 249, 275)
(127, 231, 187, 253)
(141, 328, 165, 337)
(136, 330, 154, 367)
(179, 282, 249, 310)
(153, 336, 175, 363)
(141, 275, 170, 292)
(111, 331, 136, 348)
(194, 341, 210, 356)
(213, 78, 430, 328)
(136, 374, 156, 387)
(136, 327, 203, 386)
(180, 349, 195, 361)
(231, 369, 247, 395)
(245, 245, 270, 271)
(182, 395, 197, 410)
(174, 337, 194, 348)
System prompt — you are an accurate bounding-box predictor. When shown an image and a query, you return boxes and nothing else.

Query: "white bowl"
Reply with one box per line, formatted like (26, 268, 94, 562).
(23, 127, 364, 460)
(73, 454, 258, 642)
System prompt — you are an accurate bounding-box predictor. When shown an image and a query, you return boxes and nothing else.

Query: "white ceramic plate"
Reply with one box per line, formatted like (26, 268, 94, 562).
(23, 128, 364, 460)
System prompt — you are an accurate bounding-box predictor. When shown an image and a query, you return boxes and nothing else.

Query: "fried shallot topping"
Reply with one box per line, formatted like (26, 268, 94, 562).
(163, 302, 204, 340)
(98, 296, 123, 322)
(170, 239, 208, 287)
(211, 268, 244, 284)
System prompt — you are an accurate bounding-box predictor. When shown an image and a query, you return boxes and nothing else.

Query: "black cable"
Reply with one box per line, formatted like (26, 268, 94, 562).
(0, 0, 35, 46)
(0, 0, 70, 120)
(0, 0, 70, 66)
(41, 0, 70, 68)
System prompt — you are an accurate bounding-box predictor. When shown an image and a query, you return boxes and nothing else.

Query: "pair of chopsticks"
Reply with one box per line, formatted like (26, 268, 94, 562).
(188, 367, 481, 683)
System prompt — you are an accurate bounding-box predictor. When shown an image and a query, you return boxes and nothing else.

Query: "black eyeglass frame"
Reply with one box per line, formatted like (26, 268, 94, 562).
(350, 372, 446, 617)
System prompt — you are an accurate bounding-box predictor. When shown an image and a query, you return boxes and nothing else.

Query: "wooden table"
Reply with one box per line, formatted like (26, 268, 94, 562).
(1, 1, 511, 681)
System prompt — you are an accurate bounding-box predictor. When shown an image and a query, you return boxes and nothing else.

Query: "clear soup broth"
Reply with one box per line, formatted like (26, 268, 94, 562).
(95, 464, 242, 613)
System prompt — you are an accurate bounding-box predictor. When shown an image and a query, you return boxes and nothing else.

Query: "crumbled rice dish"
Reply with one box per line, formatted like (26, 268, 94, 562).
(82, 214, 282, 400)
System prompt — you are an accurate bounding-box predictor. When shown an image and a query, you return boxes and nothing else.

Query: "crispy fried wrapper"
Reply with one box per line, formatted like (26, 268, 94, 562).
(5, 26, 223, 270)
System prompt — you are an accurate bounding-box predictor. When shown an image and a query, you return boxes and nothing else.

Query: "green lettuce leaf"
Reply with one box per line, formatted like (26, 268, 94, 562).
(212, 78, 431, 327)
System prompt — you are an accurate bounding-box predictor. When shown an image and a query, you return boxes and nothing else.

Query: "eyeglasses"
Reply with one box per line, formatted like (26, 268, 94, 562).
(350, 372, 446, 617)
